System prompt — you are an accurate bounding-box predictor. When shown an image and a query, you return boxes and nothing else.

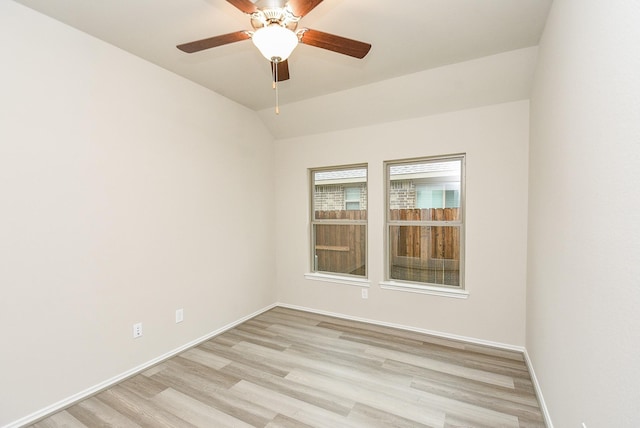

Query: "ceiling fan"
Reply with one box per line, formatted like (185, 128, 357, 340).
(176, 0, 372, 112)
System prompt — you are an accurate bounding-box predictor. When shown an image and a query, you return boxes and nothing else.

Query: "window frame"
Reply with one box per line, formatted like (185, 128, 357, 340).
(381, 154, 467, 298)
(308, 164, 369, 284)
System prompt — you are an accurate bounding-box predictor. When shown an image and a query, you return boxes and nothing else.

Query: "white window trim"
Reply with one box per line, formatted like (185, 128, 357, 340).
(310, 164, 368, 279)
(305, 272, 371, 288)
(384, 154, 465, 292)
(379, 280, 469, 299)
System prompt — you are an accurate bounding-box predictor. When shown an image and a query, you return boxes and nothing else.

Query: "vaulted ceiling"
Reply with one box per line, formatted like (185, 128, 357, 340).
(14, 0, 552, 113)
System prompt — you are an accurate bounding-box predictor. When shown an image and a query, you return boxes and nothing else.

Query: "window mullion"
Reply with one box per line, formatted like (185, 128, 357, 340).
(387, 220, 462, 227)
(313, 220, 368, 225)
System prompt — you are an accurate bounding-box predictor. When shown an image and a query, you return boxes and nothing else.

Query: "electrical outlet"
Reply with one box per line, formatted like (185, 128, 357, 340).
(133, 322, 143, 338)
(361, 288, 368, 299)
(176, 308, 184, 323)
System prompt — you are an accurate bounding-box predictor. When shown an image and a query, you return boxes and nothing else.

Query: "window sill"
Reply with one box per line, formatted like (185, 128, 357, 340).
(305, 273, 371, 288)
(379, 281, 469, 299)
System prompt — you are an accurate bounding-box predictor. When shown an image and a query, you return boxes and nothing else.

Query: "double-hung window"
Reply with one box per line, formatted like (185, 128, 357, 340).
(310, 165, 367, 278)
(384, 155, 465, 293)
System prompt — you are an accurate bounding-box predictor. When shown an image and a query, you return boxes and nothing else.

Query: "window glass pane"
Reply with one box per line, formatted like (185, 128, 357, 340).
(344, 187, 361, 200)
(416, 184, 461, 209)
(314, 167, 367, 219)
(314, 224, 366, 277)
(345, 201, 360, 210)
(388, 225, 460, 286)
(389, 159, 461, 221)
(344, 186, 361, 210)
(445, 189, 460, 208)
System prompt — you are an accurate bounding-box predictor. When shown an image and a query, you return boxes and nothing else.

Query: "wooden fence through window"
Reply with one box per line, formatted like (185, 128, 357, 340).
(314, 209, 460, 281)
(314, 210, 366, 276)
(389, 208, 460, 260)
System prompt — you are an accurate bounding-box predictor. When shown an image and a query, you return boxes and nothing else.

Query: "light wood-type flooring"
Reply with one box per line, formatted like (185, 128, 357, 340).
(29, 307, 545, 428)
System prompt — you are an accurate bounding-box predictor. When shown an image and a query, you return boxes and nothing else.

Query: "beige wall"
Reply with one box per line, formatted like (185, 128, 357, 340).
(527, 1, 640, 427)
(0, 3, 275, 425)
(275, 100, 530, 347)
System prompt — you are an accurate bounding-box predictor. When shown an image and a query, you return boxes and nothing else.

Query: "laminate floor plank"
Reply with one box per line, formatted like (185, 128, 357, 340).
(319, 322, 432, 349)
(66, 396, 141, 428)
(285, 368, 447, 427)
(341, 331, 525, 376)
(264, 323, 345, 345)
(262, 308, 328, 326)
(284, 341, 388, 376)
(228, 328, 293, 352)
(219, 361, 355, 416)
(314, 317, 467, 352)
(152, 388, 255, 428)
(96, 384, 196, 428)
(119, 373, 168, 399)
(233, 341, 400, 389)
(368, 346, 515, 389)
(141, 363, 167, 377)
(347, 402, 435, 428)
(230, 380, 363, 428)
(149, 368, 278, 427)
(163, 356, 240, 389)
(199, 341, 291, 378)
(284, 344, 414, 390)
(31, 410, 86, 428)
(264, 413, 315, 428)
(279, 331, 385, 365)
(27, 307, 545, 427)
(179, 347, 233, 370)
(408, 369, 540, 409)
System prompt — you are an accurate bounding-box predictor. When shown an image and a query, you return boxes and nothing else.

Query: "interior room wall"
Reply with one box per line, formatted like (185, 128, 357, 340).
(0, 3, 276, 426)
(527, 1, 640, 426)
(274, 100, 530, 347)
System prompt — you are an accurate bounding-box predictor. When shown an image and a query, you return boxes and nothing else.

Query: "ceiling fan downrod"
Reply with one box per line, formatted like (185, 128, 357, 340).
(273, 58, 280, 115)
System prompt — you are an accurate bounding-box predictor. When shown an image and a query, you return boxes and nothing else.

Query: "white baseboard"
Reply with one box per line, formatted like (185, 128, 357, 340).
(277, 302, 526, 352)
(3, 303, 277, 428)
(523, 349, 554, 428)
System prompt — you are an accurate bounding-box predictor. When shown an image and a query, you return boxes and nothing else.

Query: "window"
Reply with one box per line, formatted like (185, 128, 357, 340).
(344, 186, 361, 210)
(416, 183, 460, 209)
(311, 165, 367, 278)
(385, 155, 464, 290)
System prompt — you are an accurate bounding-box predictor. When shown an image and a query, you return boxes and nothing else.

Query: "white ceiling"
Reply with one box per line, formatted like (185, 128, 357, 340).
(13, 0, 552, 112)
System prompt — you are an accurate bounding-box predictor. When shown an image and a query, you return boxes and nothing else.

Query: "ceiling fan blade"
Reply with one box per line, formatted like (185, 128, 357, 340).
(226, 0, 258, 14)
(271, 60, 290, 82)
(177, 31, 250, 53)
(299, 29, 371, 59)
(287, 0, 324, 17)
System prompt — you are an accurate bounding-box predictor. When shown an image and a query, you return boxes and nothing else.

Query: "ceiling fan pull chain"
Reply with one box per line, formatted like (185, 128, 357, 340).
(273, 59, 280, 115)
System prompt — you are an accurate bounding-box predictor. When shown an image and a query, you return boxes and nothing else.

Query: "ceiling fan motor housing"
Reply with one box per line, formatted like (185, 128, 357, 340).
(251, 7, 300, 31)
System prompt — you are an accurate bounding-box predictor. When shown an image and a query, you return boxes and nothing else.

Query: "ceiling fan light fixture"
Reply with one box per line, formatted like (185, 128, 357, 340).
(252, 24, 298, 62)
